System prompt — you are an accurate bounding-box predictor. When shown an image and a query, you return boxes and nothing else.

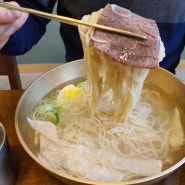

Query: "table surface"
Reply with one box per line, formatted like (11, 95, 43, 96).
(0, 90, 185, 185)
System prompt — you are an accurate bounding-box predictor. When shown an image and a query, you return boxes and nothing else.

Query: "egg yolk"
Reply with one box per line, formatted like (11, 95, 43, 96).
(56, 85, 84, 107)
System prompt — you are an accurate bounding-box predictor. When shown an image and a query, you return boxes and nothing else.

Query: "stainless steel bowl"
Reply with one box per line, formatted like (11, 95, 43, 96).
(0, 122, 16, 185)
(15, 59, 185, 185)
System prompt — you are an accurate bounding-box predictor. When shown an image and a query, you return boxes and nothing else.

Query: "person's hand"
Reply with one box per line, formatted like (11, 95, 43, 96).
(0, 1, 28, 49)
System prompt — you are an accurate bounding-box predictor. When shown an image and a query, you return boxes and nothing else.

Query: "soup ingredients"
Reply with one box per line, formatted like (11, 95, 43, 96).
(28, 117, 162, 182)
(169, 108, 185, 149)
(90, 4, 165, 69)
(29, 81, 185, 182)
(79, 4, 164, 122)
(32, 103, 59, 124)
(28, 3, 184, 183)
(55, 85, 84, 107)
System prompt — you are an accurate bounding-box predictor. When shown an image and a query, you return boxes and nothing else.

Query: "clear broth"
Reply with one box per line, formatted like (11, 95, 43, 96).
(28, 78, 185, 172)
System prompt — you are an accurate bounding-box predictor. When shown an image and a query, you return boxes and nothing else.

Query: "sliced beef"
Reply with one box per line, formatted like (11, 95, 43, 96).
(91, 4, 161, 69)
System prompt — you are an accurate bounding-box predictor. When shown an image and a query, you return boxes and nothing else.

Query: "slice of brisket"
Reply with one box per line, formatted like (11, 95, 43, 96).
(91, 4, 161, 69)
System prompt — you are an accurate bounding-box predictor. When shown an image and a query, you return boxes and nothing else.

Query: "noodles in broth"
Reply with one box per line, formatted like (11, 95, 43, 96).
(29, 6, 185, 183)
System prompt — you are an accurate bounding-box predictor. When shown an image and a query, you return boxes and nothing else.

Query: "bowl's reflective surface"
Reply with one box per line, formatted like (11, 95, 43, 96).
(15, 59, 185, 185)
(0, 123, 16, 185)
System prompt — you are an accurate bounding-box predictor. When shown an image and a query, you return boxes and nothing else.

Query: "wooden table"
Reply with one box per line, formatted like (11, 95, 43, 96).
(0, 90, 185, 185)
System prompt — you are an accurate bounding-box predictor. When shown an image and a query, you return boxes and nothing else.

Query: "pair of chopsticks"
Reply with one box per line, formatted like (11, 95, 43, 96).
(0, 2, 147, 40)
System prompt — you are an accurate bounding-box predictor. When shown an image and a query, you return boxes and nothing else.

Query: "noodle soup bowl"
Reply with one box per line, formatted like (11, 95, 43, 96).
(15, 59, 185, 185)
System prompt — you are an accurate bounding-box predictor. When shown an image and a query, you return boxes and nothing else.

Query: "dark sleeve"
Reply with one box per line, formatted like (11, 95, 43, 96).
(0, 0, 56, 55)
(158, 22, 185, 73)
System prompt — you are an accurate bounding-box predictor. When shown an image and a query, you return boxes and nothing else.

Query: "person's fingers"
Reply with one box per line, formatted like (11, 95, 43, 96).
(0, 2, 23, 23)
(0, 13, 28, 48)
(0, 1, 28, 48)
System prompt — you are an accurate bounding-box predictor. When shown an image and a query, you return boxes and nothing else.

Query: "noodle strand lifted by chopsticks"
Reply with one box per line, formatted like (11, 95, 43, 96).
(79, 10, 149, 122)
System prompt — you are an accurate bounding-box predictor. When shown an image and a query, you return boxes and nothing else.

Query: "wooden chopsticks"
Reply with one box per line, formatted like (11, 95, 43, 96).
(0, 2, 147, 40)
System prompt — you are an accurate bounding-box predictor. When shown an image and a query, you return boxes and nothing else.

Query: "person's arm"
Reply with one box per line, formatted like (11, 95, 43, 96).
(0, 0, 56, 55)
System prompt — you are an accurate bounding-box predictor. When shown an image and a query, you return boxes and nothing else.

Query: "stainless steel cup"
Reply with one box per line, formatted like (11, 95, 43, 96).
(0, 122, 16, 185)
